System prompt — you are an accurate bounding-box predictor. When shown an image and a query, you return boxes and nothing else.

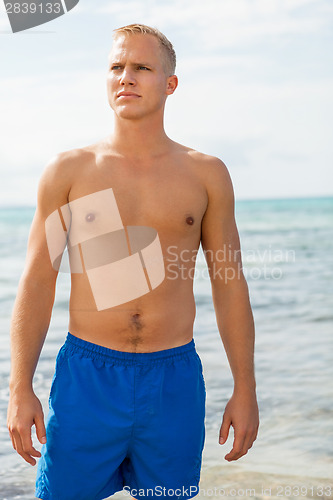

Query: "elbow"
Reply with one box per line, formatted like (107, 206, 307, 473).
(20, 265, 57, 297)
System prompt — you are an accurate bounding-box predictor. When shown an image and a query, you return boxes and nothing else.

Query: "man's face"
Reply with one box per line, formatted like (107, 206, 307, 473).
(106, 34, 174, 121)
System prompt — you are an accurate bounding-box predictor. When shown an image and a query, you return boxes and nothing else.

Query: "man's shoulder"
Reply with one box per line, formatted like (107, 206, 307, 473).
(176, 143, 230, 183)
(46, 146, 94, 173)
(175, 142, 226, 168)
(178, 146, 234, 204)
(40, 146, 96, 192)
(37, 147, 94, 209)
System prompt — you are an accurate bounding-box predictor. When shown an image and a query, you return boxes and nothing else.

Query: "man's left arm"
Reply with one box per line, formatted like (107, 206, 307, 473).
(200, 157, 259, 462)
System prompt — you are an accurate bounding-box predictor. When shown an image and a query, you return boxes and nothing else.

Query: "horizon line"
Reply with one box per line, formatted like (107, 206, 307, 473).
(1, 193, 333, 210)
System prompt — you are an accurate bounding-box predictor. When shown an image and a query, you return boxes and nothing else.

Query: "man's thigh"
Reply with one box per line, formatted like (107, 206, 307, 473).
(124, 349, 206, 496)
(35, 338, 134, 499)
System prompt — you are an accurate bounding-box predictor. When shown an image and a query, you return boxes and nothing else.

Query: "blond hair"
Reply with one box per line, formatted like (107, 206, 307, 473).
(112, 24, 176, 76)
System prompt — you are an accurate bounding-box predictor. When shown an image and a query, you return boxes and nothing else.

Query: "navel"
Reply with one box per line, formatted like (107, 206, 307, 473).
(186, 216, 194, 226)
(130, 313, 143, 331)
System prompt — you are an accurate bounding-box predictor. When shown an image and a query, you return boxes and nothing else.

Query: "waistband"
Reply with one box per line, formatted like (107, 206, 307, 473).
(65, 332, 196, 363)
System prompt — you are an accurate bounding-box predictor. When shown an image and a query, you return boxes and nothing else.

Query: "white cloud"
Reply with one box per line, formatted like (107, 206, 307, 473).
(96, 0, 331, 48)
(1, 66, 332, 200)
(165, 74, 333, 198)
(0, 71, 112, 170)
(0, 0, 332, 202)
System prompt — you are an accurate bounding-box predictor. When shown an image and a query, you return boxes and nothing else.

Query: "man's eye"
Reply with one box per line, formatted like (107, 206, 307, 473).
(138, 66, 150, 70)
(111, 66, 121, 70)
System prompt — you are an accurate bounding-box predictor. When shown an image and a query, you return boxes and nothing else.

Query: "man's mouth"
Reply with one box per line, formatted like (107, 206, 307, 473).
(117, 91, 141, 98)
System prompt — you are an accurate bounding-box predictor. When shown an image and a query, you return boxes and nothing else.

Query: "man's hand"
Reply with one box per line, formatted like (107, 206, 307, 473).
(7, 389, 46, 466)
(219, 389, 259, 461)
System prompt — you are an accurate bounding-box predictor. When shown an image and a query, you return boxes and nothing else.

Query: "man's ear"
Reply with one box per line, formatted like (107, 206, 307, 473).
(166, 75, 178, 95)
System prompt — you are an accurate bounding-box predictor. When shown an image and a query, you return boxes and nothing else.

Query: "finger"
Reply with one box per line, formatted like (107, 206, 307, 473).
(21, 428, 41, 459)
(219, 414, 231, 445)
(224, 432, 246, 461)
(8, 428, 18, 451)
(225, 447, 247, 461)
(8, 426, 16, 450)
(11, 429, 37, 466)
(227, 427, 258, 461)
(243, 429, 257, 454)
(17, 425, 41, 464)
(253, 425, 259, 441)
(238, 437, 253, 459)
(34, 413, 47, 445)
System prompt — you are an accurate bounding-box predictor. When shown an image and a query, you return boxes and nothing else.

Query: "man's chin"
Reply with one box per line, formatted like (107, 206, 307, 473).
(114, 109, 147, 121)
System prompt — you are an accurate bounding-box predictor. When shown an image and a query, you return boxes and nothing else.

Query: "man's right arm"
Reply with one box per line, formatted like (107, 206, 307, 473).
(7, 152, 73, 466)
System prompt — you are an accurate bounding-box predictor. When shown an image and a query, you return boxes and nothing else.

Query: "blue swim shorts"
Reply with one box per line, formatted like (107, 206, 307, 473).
(35, 333, 206, 500)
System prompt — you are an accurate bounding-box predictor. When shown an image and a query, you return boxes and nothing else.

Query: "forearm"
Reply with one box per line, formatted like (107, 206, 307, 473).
(212, 273, 256, 393)
(9, 273, 56, 393)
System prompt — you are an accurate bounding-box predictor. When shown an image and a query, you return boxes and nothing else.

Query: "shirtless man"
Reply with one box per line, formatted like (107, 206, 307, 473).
(7, 24, 259, 499)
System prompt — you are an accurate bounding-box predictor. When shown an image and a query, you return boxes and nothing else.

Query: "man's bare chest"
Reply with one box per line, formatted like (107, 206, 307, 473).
(67, 160, 208, 237)
(48, 159, 208, 310)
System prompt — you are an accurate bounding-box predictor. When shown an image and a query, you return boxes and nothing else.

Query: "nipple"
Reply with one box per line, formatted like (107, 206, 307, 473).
(186, 216, 194, 225)
(85, 213, 95, 222)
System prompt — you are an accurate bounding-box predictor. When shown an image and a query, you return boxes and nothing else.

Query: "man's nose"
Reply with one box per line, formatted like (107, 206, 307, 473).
(120, 68, 136, 86)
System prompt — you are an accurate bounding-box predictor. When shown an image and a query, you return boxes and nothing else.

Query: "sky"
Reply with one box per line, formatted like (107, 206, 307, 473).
(0, 0, 332, 205)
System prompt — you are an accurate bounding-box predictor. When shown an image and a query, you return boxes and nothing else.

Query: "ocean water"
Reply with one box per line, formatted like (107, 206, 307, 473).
(0, 197, 332, 499)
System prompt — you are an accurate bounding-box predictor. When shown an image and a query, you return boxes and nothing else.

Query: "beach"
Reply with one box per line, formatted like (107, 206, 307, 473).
(1, 464, 332, 500)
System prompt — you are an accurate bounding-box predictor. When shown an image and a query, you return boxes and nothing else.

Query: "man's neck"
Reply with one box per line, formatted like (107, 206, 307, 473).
(108, 116, 173, 160)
